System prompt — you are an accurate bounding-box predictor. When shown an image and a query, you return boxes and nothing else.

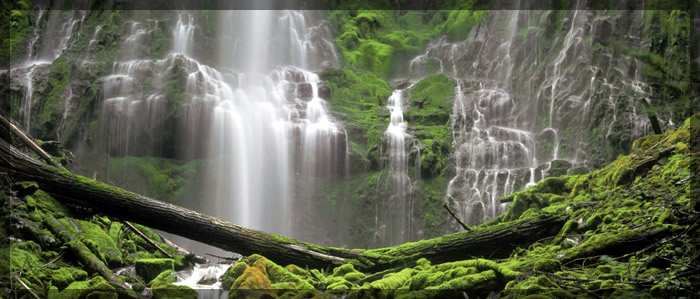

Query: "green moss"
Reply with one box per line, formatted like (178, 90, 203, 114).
(57, 218, 122, 267)
(33, 56, 70, 139)
(150, 270, 177, 285)
(326, 9, 487, 77)
(229, 266, 275, 298)
(222, 262, 248, 290)
(332, 263, 358, 277)
(106, 156, 203, 204)
(151, 282, 198, 299)
(370, 267, 414, 289)
(2, 5, 34, 63)
(53, 276, 116, 299)
(323, 68, 391, 165)
(532, 259, 561, 273)
(409, 74, 456, 126)
(49, 267, 88, 290)
(135, 258, 175, 283)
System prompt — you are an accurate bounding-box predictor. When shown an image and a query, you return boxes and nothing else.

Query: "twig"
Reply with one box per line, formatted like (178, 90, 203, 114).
(0, 113, 63, 169)
(91, 173, 172, 259)
(442, 203, 470, 231)
(123, 221, 172, 259)
(14, 275, 41, 299)
(41, 251, 65, 268)
(206, 253, 239, 261)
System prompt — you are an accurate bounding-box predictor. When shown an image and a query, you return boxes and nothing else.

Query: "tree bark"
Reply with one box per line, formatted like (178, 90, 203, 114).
(0, 138, 568, 272)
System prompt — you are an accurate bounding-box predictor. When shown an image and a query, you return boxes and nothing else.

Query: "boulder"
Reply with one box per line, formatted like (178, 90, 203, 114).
(229, 267, 274, 299)
(135, 258, 174, 283)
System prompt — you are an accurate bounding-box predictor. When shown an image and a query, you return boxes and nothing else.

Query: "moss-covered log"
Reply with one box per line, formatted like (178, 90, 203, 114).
(42, 213, 135, 297)
(1, 137, 569, 272)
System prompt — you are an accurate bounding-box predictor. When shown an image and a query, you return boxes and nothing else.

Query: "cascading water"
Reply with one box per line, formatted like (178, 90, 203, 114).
(375, 88, 417, 246)
(408, 9, 660, 228)
(12, 10, 85, 134)
(173, 13, 195, 56)
(209, 10, 345, 238)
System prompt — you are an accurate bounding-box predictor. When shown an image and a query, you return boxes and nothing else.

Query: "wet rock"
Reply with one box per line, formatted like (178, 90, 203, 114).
(317, 83, 331, 99)
(135, 258, 174, 282)
(570, 166, 591, 175)
(197, 272, 218, 285)
(283, 68, 306, 83)
(548, 159, 572, 177)
(536, 129, 557, 162)
(229, 267, 274, 298)
(296, 83, 313, 99)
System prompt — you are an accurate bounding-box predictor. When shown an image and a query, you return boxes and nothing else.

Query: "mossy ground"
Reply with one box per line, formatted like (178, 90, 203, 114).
(215, 113, 699, 297)
(2, 177, 196, 298)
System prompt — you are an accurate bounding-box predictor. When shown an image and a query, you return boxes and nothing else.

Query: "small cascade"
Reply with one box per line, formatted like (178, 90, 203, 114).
(173, 13, 195, 56)
(24, 9, 45, 63)
(375, 88, 416, 246)
(174, 263, 229, 299)
(35, 10, 86, 62)
(17, 63, 47, 132)
(447, 83, 533, 225)
(403, 9, 665, 228)
(98, 18, 214, 160)
(13, 9, 82, 133)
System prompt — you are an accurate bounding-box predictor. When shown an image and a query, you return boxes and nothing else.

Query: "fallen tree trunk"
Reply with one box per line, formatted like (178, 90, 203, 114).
(0, 138, 568, 271)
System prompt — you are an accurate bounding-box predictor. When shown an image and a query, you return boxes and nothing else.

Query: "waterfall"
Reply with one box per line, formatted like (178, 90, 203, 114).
(406, 9, 657, 228)
(209, 10, 344, 237)
(376, 88, 416, 246)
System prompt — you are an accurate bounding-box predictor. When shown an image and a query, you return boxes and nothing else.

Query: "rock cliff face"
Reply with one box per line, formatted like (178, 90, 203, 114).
(1, 2, 697, 247)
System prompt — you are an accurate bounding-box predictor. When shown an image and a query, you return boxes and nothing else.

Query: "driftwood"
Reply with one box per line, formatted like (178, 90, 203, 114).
(0, 137, 569, 271)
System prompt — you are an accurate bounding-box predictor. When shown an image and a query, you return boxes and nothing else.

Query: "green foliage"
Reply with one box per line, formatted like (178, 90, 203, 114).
(150, 26, 170, 59)
(107, 156, 203, 204)
(0, 2, 35, 64)
(410, 74, 455, 181)
(30, 56, 70, 139)
(322, 68, 392, 166)
(327, 9, 487, 77)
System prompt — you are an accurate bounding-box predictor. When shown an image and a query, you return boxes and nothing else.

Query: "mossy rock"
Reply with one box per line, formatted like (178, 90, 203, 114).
(50, 267, 88, 290)
(135, 258, 175, 283)
(533, 259, 561, 273)
(332, 263, 358, 277)
(53, 276, 117, 299)
(221, 262, 249, 290)
(152, 282, 198, 299)
(150, 270, 177, 285)
(408, 74, 456, 126)
(344, 272, 365, 282)
(229, 266, 275, 299)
